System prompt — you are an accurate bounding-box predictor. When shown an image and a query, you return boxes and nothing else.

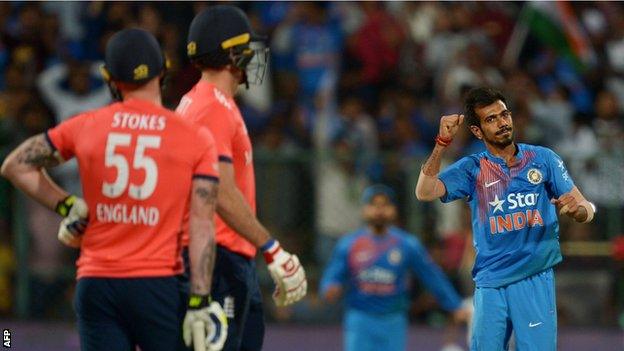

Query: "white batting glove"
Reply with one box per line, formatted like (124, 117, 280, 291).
(183, 295, 228, 351)
(55, 195, 88, 248)
(262, 240, 307, 307)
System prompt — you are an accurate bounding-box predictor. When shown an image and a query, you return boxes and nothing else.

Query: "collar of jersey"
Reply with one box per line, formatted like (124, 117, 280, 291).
(196, 80, 214, 91)
(196, 80, 226, 97)
(484, 143, 524, 166)
(122, 98, 160, 110)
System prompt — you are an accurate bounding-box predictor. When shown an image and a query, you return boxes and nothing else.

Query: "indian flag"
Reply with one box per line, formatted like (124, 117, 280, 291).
(503, 1, 595, 70)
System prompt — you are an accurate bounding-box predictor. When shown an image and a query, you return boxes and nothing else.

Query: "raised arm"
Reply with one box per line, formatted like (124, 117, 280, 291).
(37, 64, 68, 113)
(416, 114, 464, 201)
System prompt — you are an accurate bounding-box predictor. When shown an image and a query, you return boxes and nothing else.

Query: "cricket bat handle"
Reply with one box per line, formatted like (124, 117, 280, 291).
(192, 320, 206, 351)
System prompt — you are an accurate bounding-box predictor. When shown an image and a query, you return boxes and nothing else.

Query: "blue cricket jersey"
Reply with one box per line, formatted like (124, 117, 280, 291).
(320, 227, 462, 314)
(438, 143, 574, 288)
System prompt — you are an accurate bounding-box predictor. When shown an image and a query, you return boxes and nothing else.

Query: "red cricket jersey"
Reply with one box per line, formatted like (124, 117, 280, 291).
(176, 81, 257, 258)
(47, 98, 219, 279)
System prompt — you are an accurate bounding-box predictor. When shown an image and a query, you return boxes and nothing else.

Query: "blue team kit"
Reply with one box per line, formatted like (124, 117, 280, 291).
(439, 143, 574, 350)
(321, 227, 461, 351)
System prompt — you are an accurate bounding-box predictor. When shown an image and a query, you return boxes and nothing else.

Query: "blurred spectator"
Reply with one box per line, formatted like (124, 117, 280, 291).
(37, 61, 109, 122)
(425, 4, 473, 75)
(272, 2, 342, 115)
(440, 41, 504, 106)
(349, 3, 405, 100)
(528, 85, 575, 147)
(37, 60, 109, 196)
(40, 2, 86, 43)
(255, 109, 306, 233)
(582, 91, 624, 238)
(313, 95, 371, 265)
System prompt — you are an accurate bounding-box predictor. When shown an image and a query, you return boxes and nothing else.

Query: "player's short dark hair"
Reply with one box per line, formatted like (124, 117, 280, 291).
(191, 51, 231, 70)
(464, 87, 507, 128)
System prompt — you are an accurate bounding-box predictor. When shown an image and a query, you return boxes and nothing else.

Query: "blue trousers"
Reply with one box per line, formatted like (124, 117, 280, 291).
(344, 309, 407, 351)
(74, 276, 183, 351)
(471, 268, 557, 351)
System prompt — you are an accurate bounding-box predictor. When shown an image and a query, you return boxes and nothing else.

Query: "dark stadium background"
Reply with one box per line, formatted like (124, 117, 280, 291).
(0, 2, 622, 350)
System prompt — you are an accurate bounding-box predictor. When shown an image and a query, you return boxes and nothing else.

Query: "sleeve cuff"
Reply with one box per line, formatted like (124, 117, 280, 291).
(218, 155, 233, 163)
(44, 131, 58, 151)
(192, 174, 219, 183)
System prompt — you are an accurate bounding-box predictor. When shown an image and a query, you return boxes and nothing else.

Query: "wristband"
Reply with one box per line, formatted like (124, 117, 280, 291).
(581, 201, 596, 223)
(260, 239, 276, 252)
(261, 239, 281, 264)
(435, 135, 452, 147)
(55, 195, 77, 217)
(188, 294, 211, 309)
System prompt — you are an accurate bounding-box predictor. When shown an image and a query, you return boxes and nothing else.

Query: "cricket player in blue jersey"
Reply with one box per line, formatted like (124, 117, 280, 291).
(416, 87, 596, 351)
(320, 184, 471, 351)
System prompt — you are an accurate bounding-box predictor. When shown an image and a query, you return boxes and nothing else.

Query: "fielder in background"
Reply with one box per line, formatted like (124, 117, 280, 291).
(320, 184, 471, 351)
(1, 28, 226, 351)
(176, 5, 307, 351)
(416, 87, 596, 351)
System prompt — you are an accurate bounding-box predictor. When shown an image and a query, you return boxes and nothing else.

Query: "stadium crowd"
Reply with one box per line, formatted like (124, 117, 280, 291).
(0, 1, 622, 329)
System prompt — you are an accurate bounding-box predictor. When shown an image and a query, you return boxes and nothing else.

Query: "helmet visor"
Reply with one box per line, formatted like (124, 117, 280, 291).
(245, 44, 269, 85)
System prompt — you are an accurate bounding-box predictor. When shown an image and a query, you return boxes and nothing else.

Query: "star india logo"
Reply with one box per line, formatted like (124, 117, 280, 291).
(527, 168, 543, 185)
(489, 194, 505, 213)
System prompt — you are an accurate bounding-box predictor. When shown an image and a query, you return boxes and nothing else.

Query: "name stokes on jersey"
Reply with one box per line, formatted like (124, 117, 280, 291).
(97, 111, 168, 227)
(488, 192, 544, 234)
(111, 112, 166, 131)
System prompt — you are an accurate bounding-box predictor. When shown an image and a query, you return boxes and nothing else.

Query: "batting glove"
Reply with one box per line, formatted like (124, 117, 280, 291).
(55, 195, 88, 248)
(262, 239, 307, 306)
(183, 294, 228, 351)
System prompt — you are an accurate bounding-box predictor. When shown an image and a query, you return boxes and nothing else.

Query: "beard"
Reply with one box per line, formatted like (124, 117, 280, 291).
(366, 218, 391, 231)
(485, 127, 514, 148)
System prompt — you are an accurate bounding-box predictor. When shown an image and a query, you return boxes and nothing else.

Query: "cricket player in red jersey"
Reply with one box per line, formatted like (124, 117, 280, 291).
(176, 5, 307, 350)
(1, 28, 227, 351)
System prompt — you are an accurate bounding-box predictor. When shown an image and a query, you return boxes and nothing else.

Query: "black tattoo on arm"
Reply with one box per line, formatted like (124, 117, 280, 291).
(190, 180, 218, 295)
(192, 231, 215, 294)
(194, 182, 218, 206)
(16, 134, 62, 169)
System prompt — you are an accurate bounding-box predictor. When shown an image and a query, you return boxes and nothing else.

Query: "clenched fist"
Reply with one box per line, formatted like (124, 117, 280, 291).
(439, 114, 465, 140)
(551, 191, 590, 222)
